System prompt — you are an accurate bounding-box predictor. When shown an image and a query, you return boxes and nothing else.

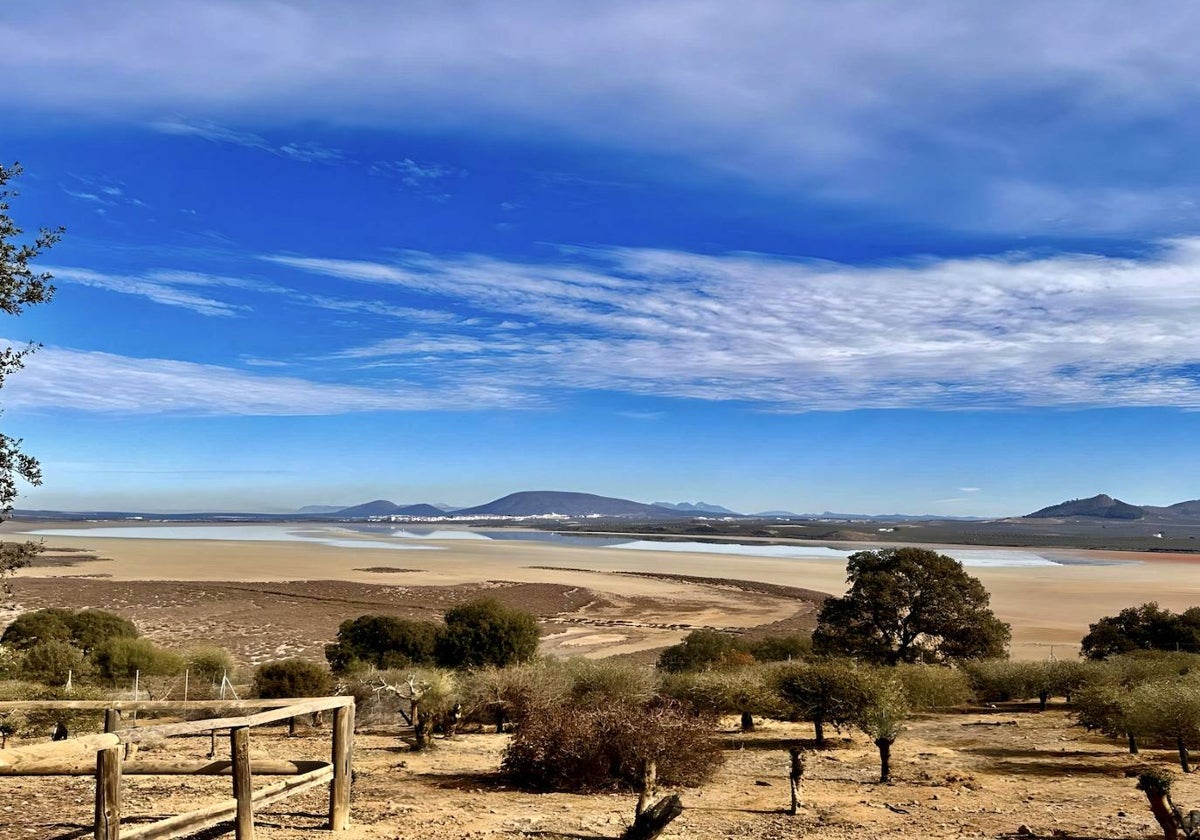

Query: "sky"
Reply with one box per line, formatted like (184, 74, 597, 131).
(2, 1, 1200, 515)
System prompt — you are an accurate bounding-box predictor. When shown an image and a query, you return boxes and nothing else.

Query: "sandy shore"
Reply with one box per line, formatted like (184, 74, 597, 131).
(6, 522, 1200, 660)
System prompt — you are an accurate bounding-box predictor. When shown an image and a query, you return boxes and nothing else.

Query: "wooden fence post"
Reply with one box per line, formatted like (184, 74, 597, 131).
(329, 703, 354, 831)
(103, 709, 120, 734)
(94, 747, 121, 840)
(231, 726, 254, 839)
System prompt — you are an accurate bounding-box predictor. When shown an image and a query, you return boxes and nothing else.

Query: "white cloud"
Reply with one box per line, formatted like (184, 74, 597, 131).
(267, 239, 1200, 411)
(152, 117, 342, 162)
(10, 2, 1200, 230)
(2, 344, 535, 415)
(49, 267, 250, 317)
(959, 487, 982, 493)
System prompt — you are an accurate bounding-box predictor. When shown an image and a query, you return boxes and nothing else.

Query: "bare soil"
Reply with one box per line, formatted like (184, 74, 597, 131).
(2, 707, 1195, 839)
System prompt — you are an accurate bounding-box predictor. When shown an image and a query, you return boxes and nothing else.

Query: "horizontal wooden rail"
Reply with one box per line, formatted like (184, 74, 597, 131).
(119, 764, 334, 840)
(0, 758, 329, 777)
(0, 696, 353, 837)
(0, 696, 352, 769)
(0, 696, 353, 711)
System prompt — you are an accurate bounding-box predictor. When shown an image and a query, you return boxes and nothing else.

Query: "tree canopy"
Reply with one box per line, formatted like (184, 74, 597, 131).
(325, 614, 439, 673)
(812, 547, 1010, 664)
(435, 598, 541, 669)
(0, 163, 61, 595)
(1080, 602, 1200, 660)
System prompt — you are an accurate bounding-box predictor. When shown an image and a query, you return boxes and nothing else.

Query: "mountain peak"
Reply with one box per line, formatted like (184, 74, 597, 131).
(1025, 494, 1145, 520)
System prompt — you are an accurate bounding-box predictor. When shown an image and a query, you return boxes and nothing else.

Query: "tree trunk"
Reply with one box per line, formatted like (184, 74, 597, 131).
(813, 718, 825, 748)
(494, 708, 505, 734)
(1038, 691, 1049, 712)
(288, 716, 298, 737)
(876, 738, 893, 783)
(1129, 732, 1139, 755)
(1143, 789, 1179, 840)
(412, 702, 428, 751)
(622, 794, 682, 840)
(788, 746, 805, 815)
(740, 711, 755, 732)
(635, 759, 657, 817)
(1179, 738, 1191, 774)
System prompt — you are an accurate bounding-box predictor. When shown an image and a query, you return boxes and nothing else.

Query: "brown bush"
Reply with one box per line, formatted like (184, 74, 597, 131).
(502, 697, 723, 792)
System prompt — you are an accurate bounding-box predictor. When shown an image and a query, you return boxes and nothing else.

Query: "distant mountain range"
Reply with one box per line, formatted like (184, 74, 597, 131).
(450, 491, 682, 518)
(334, 500, 447, 518)
(653, 501, 740, 515)
(1025, 493, 1200, 522)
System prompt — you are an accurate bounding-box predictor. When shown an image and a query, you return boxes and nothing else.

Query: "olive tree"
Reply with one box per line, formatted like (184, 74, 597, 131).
(1126, 680, 1200, 773)
(0, 163, 61, 595)
(857, 676, 910, 783)
(772, 660, 871, 747)
(813, 548, 1010, 664)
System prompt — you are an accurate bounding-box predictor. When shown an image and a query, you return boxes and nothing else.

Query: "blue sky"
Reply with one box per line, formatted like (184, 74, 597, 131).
(3, 1, 1200, 514)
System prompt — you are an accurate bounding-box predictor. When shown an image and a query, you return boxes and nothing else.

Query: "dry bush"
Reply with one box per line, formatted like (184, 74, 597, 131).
(460, 661, 571, 731)
(563, 658, 660, 706)
(502, 697, 723, 792)
(660, 665, 781, 730)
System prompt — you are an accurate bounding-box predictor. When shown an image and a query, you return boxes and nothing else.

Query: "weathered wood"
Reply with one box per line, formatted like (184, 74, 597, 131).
(0, 758, 330, 777)
(635, 759, 657, 817)
(104, 709, 120, 734)
(621, 793, 683, 840)
(0, 697, 353, 712)
(788, 745, 805, 815)
(231, 727, 253, 840)
(94, 747, 121, 840)
(0, 733, 121, 770)
(329, 703, 354, 831)
(119, 765, 333, 840)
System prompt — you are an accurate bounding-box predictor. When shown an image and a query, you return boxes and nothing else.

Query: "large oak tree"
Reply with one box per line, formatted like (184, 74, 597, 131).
(812, 547, 1010, 664)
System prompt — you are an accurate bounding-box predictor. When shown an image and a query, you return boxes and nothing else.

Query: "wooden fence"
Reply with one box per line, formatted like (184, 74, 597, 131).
(0, 695, 354, 839)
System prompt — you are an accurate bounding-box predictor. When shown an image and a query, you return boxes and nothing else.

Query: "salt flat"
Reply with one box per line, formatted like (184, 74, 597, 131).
(5, 521, 1199, 659)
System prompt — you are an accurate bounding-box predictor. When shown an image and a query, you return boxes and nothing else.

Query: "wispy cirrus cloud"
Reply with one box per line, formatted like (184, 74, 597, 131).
(48, 267, 254, 317)
(152, 117, 343, 163)
(3, 343, 535, 415)
(266, 239, 1200, 412)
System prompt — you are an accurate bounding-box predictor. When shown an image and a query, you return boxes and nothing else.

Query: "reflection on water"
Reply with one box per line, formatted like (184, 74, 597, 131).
(26, 524, 1126, 567)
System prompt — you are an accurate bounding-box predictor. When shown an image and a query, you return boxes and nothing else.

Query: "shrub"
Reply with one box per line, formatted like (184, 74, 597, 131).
(325, 615, 439, 674)
(1, 608, 137, 654)
(892, 664, 974, 709)
(1, 609, 73, 650)
(252, 659, 332, 698)
(435, 598, 540, 668)
(502, 698, 723, 792)
(660, 666, 780, 731)
(747, 634, 812, 663)
(67, 610, 138, 655)
(461, 662, 571, 731)
(20, 640, 86, 685)
(0, 644, 19, 679)
(657, 629, 749, 672)
(93, 638, 184, 682)
(185, 646, 238, 684)
(564, 658, 660, 706)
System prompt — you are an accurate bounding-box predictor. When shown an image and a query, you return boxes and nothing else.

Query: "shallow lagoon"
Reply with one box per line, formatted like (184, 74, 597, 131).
(23, 523, 1118, 567)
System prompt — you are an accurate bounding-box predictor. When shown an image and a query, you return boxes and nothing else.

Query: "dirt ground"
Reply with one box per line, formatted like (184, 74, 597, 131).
(2, 706, 1195, 840)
